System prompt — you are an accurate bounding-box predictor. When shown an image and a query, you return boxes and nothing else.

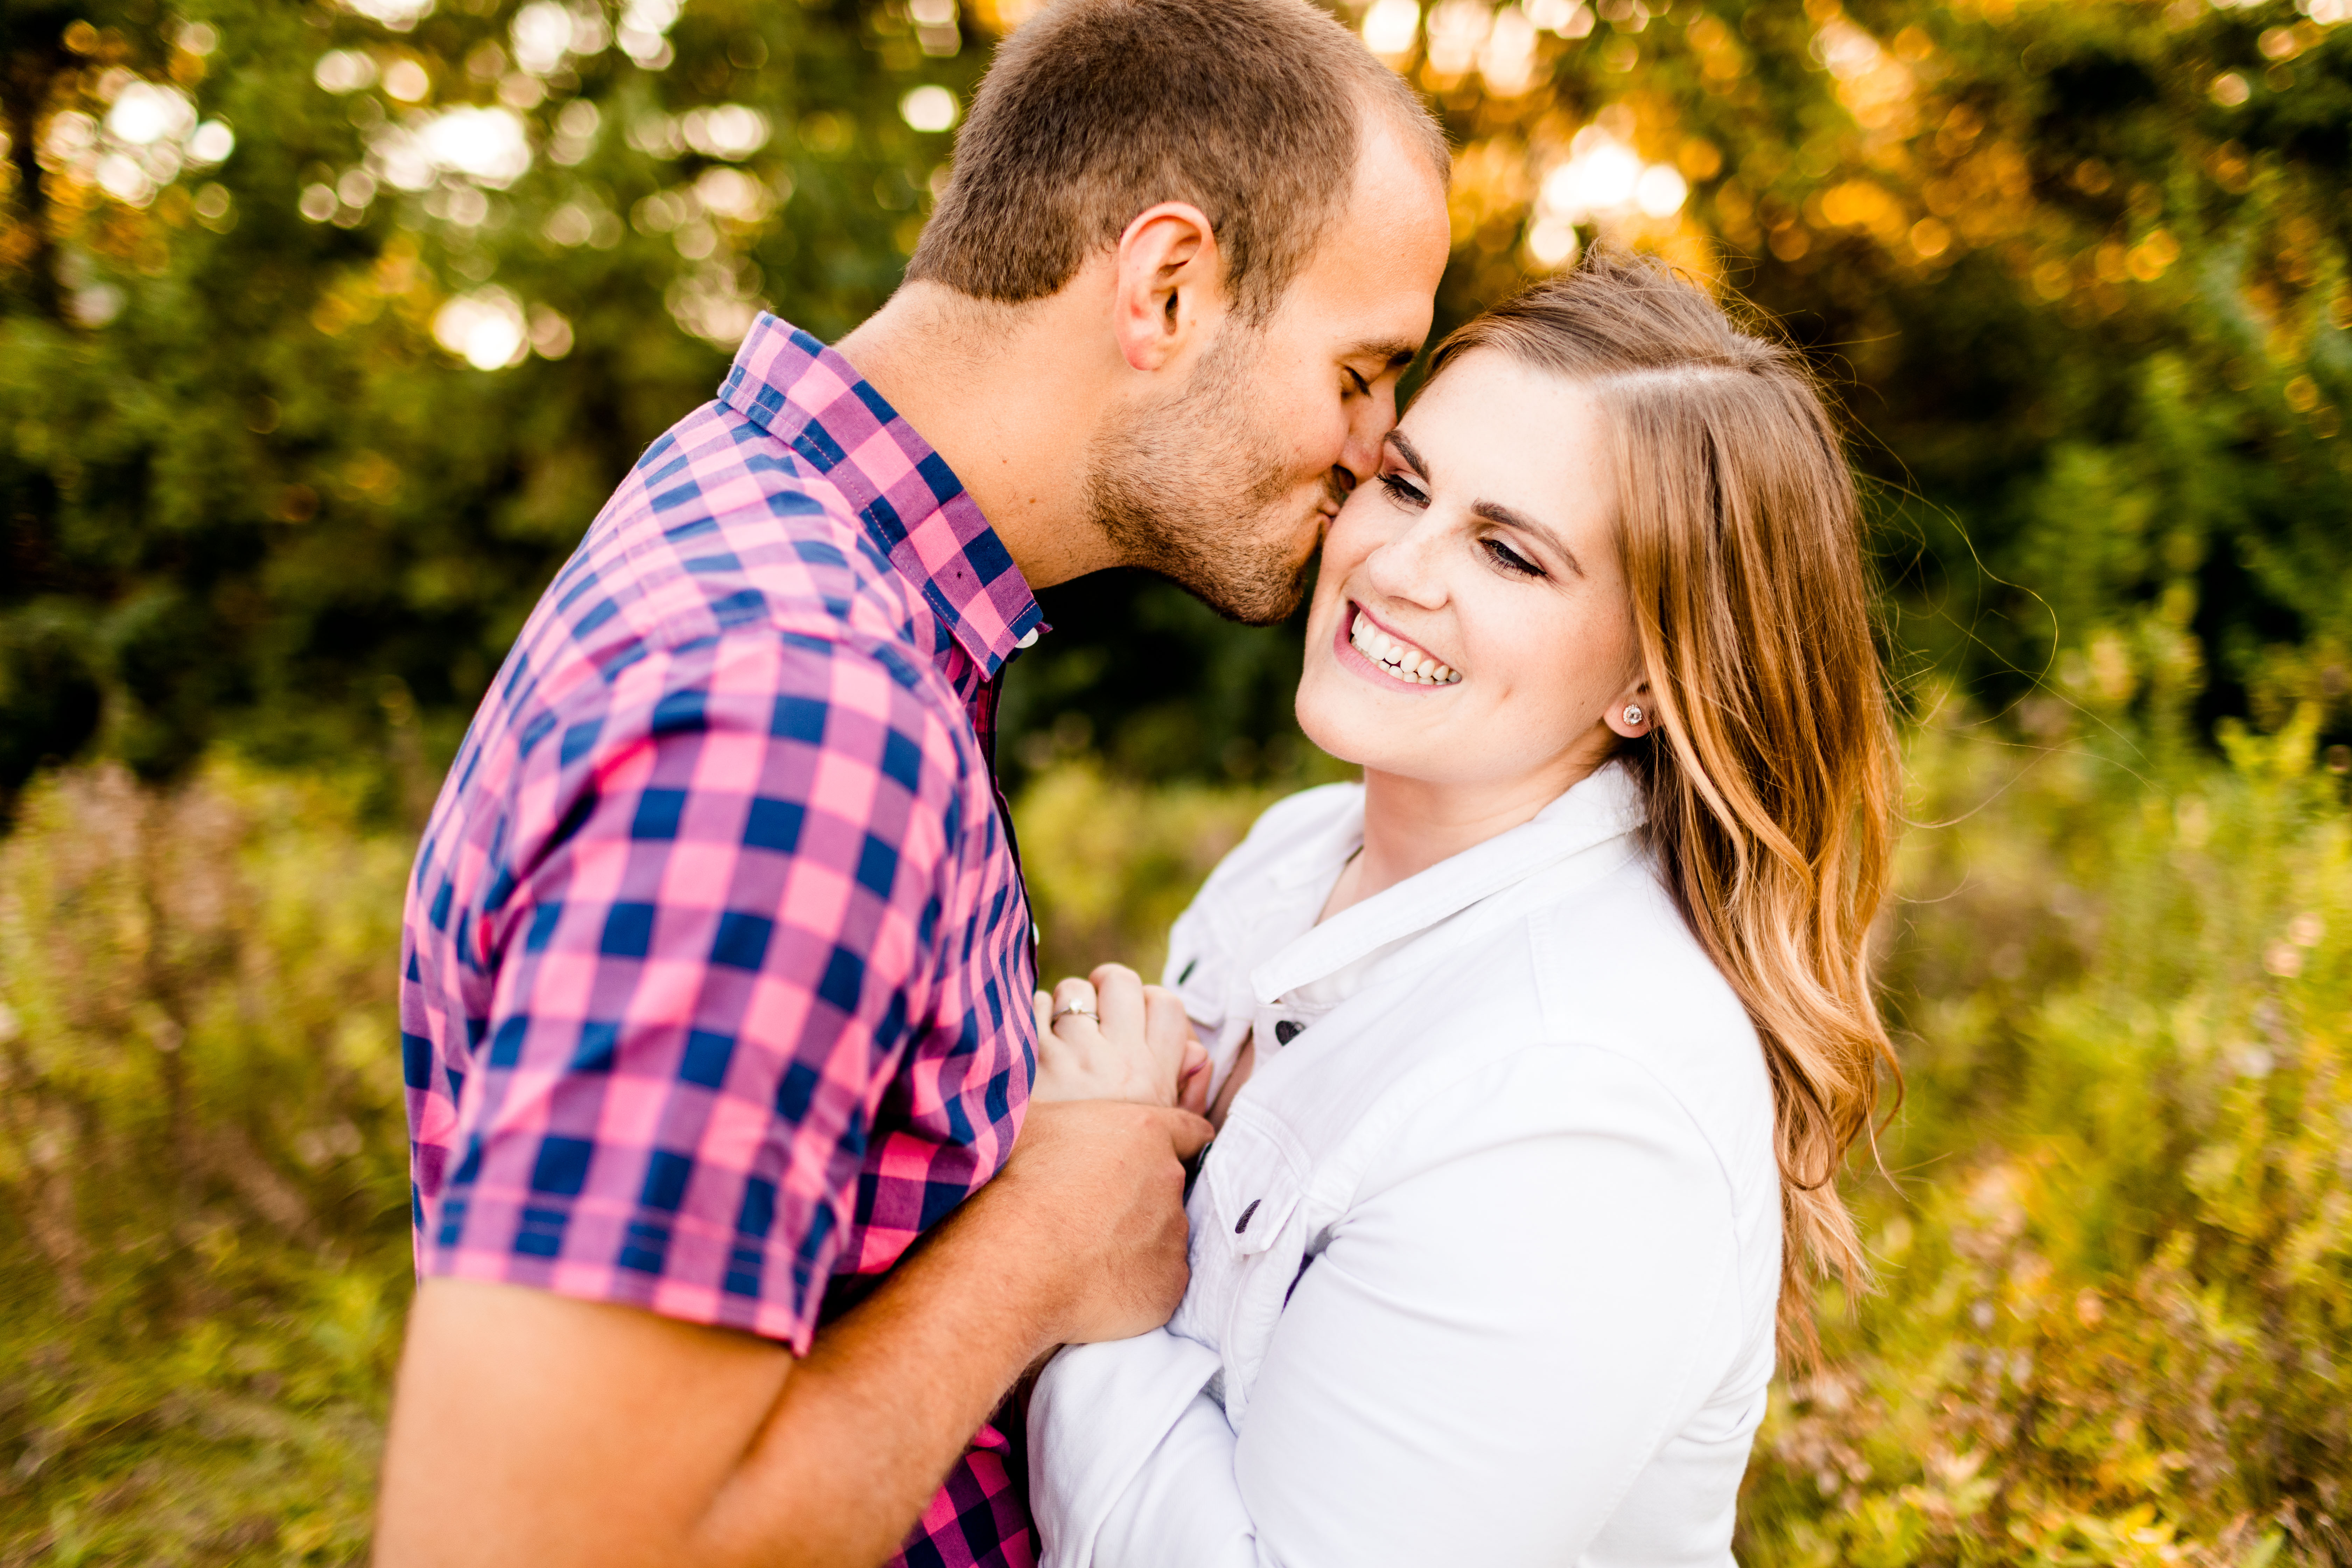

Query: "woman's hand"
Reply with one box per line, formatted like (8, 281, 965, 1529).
(1032, 963, 1211, 1113)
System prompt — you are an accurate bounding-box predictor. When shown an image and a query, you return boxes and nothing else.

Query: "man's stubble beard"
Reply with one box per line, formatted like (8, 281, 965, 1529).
(1083, 326, 1333, 627)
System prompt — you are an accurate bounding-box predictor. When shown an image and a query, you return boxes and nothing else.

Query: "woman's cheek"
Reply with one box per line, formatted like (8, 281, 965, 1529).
(1323, 500, 1380, 567)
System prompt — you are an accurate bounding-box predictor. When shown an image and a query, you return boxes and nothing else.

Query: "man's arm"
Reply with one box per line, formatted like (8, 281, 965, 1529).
(377, 1099, 1211, 1568)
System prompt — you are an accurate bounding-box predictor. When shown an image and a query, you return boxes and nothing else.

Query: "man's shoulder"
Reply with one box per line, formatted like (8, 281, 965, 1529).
(540, 399, 933, 670)
(422, 398, 985, 872)
(474, 393, 978, 743)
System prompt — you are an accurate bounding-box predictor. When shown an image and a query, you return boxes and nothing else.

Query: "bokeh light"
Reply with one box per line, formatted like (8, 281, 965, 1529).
(899, 85, 959, 133)
(1361, 0, 1421, 59)
(432, 286, 530, 369)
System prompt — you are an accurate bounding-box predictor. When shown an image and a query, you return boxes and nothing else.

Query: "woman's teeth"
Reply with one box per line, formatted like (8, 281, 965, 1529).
(1349, 611, 1461, 686)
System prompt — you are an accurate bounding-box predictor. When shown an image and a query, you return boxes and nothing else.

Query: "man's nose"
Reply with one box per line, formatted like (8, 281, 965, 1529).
(1336, 387, 1398, 487)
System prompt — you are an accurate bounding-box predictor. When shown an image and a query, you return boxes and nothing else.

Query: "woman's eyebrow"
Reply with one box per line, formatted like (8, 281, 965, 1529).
(1384, 428, 1430, 479)
(1387, 430, 1586, 578)
(1473, 500, 1586, 579)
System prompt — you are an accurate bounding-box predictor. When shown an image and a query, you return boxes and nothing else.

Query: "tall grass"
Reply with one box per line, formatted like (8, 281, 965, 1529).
(1744, 701, 2351, 1564)
(0, 765, 411, 1563)
(0, 707, 2344, 1563)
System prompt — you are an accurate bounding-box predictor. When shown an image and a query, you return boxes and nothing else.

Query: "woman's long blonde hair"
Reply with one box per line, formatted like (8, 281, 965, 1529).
(1433, 247, 1899, 1361)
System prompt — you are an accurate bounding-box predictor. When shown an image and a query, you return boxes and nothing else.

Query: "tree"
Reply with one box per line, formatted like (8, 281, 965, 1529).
(2, 0, 2347, 811)
(0, 0, 982, 800)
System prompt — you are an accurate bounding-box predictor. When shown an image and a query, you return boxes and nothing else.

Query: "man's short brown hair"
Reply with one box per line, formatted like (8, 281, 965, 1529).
(905, 0, 1448, 322)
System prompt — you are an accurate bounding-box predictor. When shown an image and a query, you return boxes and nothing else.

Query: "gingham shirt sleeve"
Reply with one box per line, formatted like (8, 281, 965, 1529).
(421, 625, 979, 1353)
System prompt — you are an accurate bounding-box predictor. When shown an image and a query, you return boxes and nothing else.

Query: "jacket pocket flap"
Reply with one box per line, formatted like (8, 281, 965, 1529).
(1206, 1118, 1306, 1256)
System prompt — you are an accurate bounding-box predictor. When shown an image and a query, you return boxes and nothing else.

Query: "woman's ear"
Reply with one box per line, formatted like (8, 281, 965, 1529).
(1110, 202, 1224, 373)
(1604, 678, 1657, 740)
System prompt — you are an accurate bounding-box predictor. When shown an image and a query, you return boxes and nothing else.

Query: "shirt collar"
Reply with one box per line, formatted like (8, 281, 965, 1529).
(1248, 762, 1648, 1006)
(716, 313, 1044, 680)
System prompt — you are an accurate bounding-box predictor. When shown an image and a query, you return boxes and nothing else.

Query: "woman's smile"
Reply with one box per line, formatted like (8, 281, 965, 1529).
(1336, 601, 1463, 689)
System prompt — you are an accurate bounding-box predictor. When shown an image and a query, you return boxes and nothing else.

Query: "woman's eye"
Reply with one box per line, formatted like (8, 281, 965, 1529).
(1376, 472, 1427, 507)
(1345, 368, 1372, 397)
(1482, 537, 1544, 578)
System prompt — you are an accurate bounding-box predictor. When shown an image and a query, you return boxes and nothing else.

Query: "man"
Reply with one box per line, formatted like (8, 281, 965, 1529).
(374, 0, 1451, 1561)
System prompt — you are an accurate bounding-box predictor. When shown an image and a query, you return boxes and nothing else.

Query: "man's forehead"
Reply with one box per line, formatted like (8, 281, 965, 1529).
(1296, 233, 1442, 350)
(1261, 108, 1448, 347)
(1307, 126, 1450, 314)
(1292, 271, 1436, 363)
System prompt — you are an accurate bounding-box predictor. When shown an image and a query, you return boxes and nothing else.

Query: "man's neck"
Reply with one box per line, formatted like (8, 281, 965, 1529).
(833, 280, 1122, 591)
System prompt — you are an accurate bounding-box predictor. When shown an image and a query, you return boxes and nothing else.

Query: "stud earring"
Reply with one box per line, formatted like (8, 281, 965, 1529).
(1623, 704, 1645, 728)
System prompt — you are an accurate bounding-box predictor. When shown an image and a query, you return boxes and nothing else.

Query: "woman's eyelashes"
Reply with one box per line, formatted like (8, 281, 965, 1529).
(1374, 472, 1546, 579)
(1481, 537, 1544, 578)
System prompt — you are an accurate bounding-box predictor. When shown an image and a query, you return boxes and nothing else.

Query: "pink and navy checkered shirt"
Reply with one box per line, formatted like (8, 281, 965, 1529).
(400, 315, 1044, 1566)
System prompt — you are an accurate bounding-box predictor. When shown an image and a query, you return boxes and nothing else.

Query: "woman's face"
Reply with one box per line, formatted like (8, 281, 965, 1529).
(1295, 348, 1651, 793)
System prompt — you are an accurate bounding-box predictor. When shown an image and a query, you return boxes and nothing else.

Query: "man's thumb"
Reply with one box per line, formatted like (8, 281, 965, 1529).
(1154, 1107, 1214, 1159)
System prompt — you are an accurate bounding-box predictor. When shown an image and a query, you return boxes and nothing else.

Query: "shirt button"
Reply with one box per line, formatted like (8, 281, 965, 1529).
(1014, 628, 1040, 649)
(1274, 1019, 1303, 1045)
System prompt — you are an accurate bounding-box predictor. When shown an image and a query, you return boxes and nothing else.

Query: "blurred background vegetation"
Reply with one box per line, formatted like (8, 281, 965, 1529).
(0, 0, 2348, 1559)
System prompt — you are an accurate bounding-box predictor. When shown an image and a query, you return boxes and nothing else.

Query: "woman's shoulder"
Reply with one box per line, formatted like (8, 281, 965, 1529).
(1514, 851, 1777, 1194)
(1240, 779, 1364, 856)
(1524, 851, 1757, 1049)
(1311, 853, 1771, 1197)
(1161, 782, 1360, 994)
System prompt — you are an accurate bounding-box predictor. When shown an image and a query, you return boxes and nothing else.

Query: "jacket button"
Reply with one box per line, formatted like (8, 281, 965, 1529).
(1274, 1019, 1302, 1045)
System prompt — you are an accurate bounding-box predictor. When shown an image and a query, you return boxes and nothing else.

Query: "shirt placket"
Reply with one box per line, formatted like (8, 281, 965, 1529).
(966, 666, 1039, 976)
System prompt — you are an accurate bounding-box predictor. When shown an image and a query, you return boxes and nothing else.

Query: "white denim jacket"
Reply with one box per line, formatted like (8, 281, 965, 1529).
(1029, 763, 1782, 1567)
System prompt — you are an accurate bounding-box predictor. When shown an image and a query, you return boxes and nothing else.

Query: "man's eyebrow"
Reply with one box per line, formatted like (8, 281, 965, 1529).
(1350, 339, 1423, 369)
(1474, 500, 1586, 579)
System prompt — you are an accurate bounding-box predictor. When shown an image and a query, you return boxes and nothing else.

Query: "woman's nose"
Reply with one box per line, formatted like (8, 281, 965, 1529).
(1363, 519, 1449, 609)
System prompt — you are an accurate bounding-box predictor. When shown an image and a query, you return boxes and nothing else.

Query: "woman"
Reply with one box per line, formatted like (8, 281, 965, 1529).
(1025, 248, 1898, 1564)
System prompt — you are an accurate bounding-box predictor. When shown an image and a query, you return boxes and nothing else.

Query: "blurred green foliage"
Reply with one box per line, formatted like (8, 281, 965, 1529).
(2, 0, 984, 790)
(3, 0, 2348, 807)
(0, 763, 412, 1561)
(4, 0, 2352, 1560)
(1, 705, 2347, 1560)
(1743, 701, 2352, 1565)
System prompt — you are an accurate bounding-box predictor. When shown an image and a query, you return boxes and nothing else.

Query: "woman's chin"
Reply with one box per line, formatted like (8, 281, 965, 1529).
(1293, 716, 1365, 772)
(1294, 691, 1382, 774)
(1296, 696, 1436, 780)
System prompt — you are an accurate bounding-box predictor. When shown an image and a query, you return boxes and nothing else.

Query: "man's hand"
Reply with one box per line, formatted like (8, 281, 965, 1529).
(1032, 962, 1211, 1112)
(979, 1099, 1211, 1343)
(374, 1099, 1210, 1568)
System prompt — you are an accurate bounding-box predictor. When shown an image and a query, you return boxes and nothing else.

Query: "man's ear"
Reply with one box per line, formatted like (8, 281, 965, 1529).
(1110, 202, 1224, 374)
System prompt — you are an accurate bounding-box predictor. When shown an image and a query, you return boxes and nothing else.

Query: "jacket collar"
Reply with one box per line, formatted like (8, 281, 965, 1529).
(1248, 763, 1648, 1006)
